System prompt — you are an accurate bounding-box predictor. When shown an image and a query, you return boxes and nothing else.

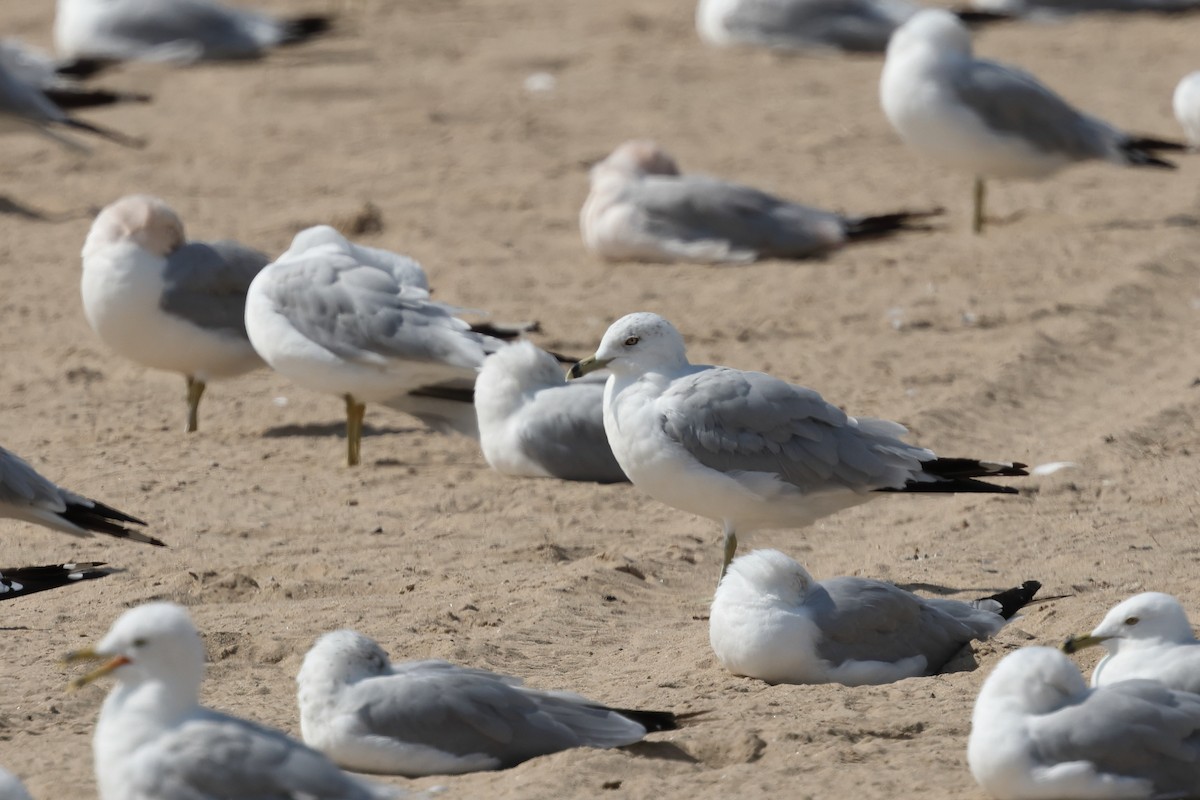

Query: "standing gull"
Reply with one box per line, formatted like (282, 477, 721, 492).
(710, 548, 1039, 685)
(245, 238, 504, 465)
(0, 561, 115, 602)
(1, 445, 159, 545)
(54, 0, 333, 66)
(475, 341, 627, 484)
(581, 140, 939, 264)
(968, 647, 1200, 800)
(568, 313, 1026, 578)
(1063, 592, 1200, 693)
(296, 629, 683, 776)
(64, 603, 405, 800)
(81, 195, 271, 433)
(881, 9, 1185, 233)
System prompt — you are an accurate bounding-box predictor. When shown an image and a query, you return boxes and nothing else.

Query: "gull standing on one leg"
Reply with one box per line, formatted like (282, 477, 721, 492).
(881, 9, 1184, 233)
(569, 313, 1026, 580)
(80, 195, 271, 433)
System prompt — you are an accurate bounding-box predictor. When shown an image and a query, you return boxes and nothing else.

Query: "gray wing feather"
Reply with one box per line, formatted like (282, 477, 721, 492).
(160, 240, 269, 336)
(136, 712, 383, 799)
(723, 0, 905, 52)
(0, 61, 67, 126)
(262, 255, 488, 372)
(1030, 682, 1200, 794)
(808, 578, 1001, 668)
(949, 60, 1114, 160)
(0, 447, 70, 515)
(629, 176, 844, 258)
(659, 368, 930, 492)
(85, 0, 272, 60)
(356, 664, 646, 768)
(519, 383, 628, 483)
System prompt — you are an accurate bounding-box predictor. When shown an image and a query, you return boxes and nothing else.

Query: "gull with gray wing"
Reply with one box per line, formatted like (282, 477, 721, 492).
(569, 312, 1026, 580)
(710, 549, 1039, 685)
(969, 647, 1200, 799)
(81, 195, 271, 432)
(296, 629, 683, 776)
(1, 445, 159, 545)
(881, 9, 1184, 232)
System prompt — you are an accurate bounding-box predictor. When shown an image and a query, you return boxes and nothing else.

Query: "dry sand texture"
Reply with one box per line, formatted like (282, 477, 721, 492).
(2, 1, 1200, 798)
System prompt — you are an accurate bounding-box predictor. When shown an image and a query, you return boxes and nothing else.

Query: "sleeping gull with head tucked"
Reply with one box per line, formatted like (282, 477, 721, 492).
(54, 0, 332, 66)
(568, 312, 1026, 580)
(1063, 592, 1200, 693)
(296, 629, 682, 776)
(245, 234, 505, 465)
(65, 603, 406, 800)
(1, 445, 159, 545)
(81, 195, 271, 433)
(881, 9, 1185, 233)
(968, 646, 1200, 800)
(475, 341, 627, 484)
(710, 549, 1039, 685)
(581, 140, 940, 264)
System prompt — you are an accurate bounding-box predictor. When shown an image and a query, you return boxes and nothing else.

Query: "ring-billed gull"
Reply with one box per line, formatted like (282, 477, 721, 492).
(245, 239, 504, 466)
(881, 9, 1185, 233)
(1063, 592, 1200, 693)
(1, 445, 160, 545)
(581, 140, 941, 264)
(65, 603, 405, 800)
(696, 0, 1008, 54)
(55, 0, 332, 66)
(0, 767, 32, 800)
(968, 647, 1200, 800)
(568, 312, 1026, 579)
(296, 629, 683, 776)
(0, 54, 142, 151)
(709, 548, 1039, 685)
(81, 195, 271, 433)
(0, 561, 115, 602)
(475, 341, 627, 484)
(1173, 72, 1200, 148)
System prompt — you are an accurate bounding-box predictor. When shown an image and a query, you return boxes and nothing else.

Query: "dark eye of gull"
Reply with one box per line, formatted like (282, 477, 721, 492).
(624, 336, 639, 347)
(1124, 617, 1139, 626)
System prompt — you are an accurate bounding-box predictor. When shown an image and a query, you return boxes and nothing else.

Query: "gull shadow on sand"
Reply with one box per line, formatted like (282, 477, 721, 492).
(619, 741, 701, 764)
(262, 422, 419, 438)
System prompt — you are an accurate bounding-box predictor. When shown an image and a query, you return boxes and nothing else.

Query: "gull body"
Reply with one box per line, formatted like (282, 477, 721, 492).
(968, 647, 1200, 800)
(0, 767, 32, 800)
(0, 561, 114, 601)
(1064, 592, 1200, 693)
(66, 603, 401, 800)
(297, 630, 681, 776)
(245, 235, 503, 465)
(1174, 72, 1200, 147)
(81, 195, 270, 432)
(881, 9, 1183, 232)
(475, 341, 626, 484)
(581, 140, 937, 264)
(0, 445, 159, 545)
(55, 0, 332, 65)
(569, 313, 1025, 577)
(710, 549, 1039, 685)
(697, 0, 918, 53)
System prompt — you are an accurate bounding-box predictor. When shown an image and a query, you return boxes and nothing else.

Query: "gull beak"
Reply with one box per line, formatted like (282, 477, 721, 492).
(1061, 634, 1111, 655)
(567, 355, 610, 380)
(63, 647, 130, 690)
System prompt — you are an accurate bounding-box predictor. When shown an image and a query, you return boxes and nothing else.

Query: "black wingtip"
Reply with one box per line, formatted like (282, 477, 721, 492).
(468, 320, 542, 340)
(60, 500, 165, 547)
(1122, 136, 1188, 169)
(844, 208, 945, 241)
(978, 580, 1042, 619)
(953, 9, 1017, 25)
(0, 561, 116, 601)
(609, 707, 684, 733)
(55, 58, 118, 79)
(281, 14, 334, 45)
(42, 87, 152, 111)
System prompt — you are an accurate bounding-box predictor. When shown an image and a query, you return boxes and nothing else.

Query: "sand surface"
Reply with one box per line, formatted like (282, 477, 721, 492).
(3, 1, 1200, 797)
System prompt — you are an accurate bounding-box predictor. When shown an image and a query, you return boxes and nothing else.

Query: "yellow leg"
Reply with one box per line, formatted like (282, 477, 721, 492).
(972, 176, 986, 235)
(185, 377, 206, 433)
(720, 524, 738, 585)
(345, 394, 366, 467)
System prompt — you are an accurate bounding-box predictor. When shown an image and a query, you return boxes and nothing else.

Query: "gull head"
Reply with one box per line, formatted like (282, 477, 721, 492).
(298, 630, 392, 688)
(569, 312, 688, 380)
(481, 341, 566, 392)
(83, 195, 185, 260)
(887, 9, 972, 61)
(591, 140, 682, 183)
(975, 647, 1087, 717)
(717, 549, 814, 607)
(283, 225, 352, 261)
(64, 602, 206, 694)
(1063, 592, 1195, 656)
